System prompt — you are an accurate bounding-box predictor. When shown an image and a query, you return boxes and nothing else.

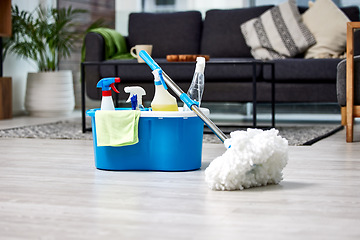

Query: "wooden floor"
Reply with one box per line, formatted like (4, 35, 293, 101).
(0, 112, 359, 239)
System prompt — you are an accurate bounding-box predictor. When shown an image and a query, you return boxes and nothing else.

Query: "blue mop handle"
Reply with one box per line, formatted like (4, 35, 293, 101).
(139, 49, 228, 143)
(139, 50, 168, 90)
(139, 50, 161, 71)
(139, 50, 198, 109)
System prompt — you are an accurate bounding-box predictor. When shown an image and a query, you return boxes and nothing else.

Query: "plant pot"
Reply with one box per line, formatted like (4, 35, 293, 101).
(25, 70, 75, 117)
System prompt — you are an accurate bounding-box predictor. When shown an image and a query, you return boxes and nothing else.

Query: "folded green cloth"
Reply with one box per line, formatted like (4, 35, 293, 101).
(95, 110, 141, 147)
(81, 27, 135, 61)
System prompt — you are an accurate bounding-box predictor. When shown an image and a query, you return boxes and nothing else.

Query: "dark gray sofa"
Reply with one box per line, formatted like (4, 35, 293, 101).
(83, 5, 360, 107)
(337, 56, 360, 107)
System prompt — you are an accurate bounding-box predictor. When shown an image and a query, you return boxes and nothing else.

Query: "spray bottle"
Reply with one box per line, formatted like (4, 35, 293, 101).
(97, 77, 121, 110)
(124, 86, 146, 110)
(183, 57, 205, 111)
(151, 69, 178, 111)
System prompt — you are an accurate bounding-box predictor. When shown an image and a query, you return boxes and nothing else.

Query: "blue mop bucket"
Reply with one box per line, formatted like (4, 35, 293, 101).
(86, 108, 209, 171)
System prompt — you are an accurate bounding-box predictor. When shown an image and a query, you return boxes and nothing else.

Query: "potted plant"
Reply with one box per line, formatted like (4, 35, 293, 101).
(3, 5, 86, 117)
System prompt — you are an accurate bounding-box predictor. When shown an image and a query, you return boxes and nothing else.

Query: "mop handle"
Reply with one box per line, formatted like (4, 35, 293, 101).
(139, 50, 161, 71)
(139, 50, 228, 143)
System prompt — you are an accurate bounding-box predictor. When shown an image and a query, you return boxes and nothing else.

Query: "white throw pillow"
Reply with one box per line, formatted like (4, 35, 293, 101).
(302, 0, 350, 59)
(240, 0, 316, 60)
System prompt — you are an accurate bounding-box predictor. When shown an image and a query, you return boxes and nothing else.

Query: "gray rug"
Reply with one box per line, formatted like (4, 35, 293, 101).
(203, 125, 343, 146)
(0, 120, 343, 146)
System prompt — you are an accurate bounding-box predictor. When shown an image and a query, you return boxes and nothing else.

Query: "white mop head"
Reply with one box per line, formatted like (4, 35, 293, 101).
(205, 128, 288, 191)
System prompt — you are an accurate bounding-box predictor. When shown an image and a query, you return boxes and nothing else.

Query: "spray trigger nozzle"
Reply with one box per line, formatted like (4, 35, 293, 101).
(96, 77, 121, 111)
(110, 83, 120, 93)
(97, 77, 121, 93)
(124, 86, 146, 110)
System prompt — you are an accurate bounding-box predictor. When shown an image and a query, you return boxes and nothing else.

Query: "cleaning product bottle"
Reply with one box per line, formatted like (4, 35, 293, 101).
(124, 86, 146, 110)
(183, 57, 205, 111)
(151, 69, 178, 111)
(97, 77, 121, 110)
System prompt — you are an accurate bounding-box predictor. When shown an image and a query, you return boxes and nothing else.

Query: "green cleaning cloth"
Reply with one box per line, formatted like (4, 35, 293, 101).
(95, 110, 141, 147)
(81, 27, 135, 62)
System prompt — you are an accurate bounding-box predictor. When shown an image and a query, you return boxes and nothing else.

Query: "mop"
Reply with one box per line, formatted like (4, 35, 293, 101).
(139, 50, 289, 191)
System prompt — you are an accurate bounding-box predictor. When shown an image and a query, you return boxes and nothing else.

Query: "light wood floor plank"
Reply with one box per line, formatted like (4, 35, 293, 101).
(0, 114, 360, 239)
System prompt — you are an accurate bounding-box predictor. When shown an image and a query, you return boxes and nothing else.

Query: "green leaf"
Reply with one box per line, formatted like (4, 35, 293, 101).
(3, 4, 88, 72)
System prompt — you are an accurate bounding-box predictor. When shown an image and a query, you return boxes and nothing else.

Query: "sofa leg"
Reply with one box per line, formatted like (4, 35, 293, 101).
(341, 107, 346, 126)
(346, 117, 354, 142)
(346, 105, 354, 142)
(341, 106, 353, 142)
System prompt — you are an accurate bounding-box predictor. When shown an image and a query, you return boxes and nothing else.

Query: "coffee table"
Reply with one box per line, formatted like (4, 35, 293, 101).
(194, 59, 275, 128)
(81, 59, 275, 132)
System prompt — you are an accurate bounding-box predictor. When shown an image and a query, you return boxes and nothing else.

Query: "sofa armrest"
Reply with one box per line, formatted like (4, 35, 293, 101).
(84, 32, 106, 61)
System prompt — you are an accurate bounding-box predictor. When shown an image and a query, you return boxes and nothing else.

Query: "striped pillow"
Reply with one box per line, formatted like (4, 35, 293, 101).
(240, 0, 316, 60)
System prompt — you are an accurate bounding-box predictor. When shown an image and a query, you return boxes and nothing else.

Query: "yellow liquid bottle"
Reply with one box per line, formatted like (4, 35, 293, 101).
(151, 103, 179, 111)
(151, 70, 178, 111)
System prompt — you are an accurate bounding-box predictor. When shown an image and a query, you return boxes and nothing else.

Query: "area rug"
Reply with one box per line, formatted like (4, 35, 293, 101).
(203, 125, 343, 146)
(0, 120, 343, 146)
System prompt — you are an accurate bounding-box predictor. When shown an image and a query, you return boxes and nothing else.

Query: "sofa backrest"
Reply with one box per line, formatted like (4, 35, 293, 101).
(200, 6, 273, 58)
(342, 6, 360, 21)
(201, 5, 360, 58)
(127, 6, 359, 59)
(128, 11, 202, 58)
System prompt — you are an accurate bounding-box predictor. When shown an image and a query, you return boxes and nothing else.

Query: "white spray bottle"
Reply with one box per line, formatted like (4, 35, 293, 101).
(151, 69, 178, 111)
(183, 57, 205, 111)
(124, 86, 146, 110)
(96, 77, 121, 110)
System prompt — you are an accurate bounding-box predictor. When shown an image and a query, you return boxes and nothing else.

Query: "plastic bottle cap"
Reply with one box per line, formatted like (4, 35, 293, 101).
(195, 57, 205, 73)
(152, 69, 168, 90)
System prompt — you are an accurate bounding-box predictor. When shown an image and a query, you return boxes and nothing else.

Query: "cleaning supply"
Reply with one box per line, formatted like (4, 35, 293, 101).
(205, 129, 288, 190)
(130, 95, 138, 110)
(151, 69, 178, 111)
(87, 107, 209, 171)
(95, 110, 141, 147)
(97, 77, 121, 110)
(124, 86, 146, 110)
(139, 50, 289, 191)
(183, 57, 205, 111)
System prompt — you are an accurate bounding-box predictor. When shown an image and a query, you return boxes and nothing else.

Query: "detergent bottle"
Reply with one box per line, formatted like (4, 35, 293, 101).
(183, 57, 205, 111)
(151, 69, 178, 111)
(124, 86, 146, 110)
(97, 77, 121, 110)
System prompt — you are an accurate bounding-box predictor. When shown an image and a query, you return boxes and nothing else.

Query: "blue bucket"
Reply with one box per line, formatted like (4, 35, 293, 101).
(86, 108, 209, 171)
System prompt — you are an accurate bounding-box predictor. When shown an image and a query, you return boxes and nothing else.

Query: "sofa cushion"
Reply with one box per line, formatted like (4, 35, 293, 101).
(240, 0, 316, 60)
(200, 6, 273, 58)
(128, 11, 202, 58)
(302, 0, 350, 59)
(298, 5, 359, 21)
(263, 58, 342, 82)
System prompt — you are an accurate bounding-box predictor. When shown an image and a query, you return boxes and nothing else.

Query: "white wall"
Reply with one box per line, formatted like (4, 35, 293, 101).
(185, 0, 247, 16)
(3, 0, 55, 116)
(115, 0, 141, 35)
(115, 0, 247, 36)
